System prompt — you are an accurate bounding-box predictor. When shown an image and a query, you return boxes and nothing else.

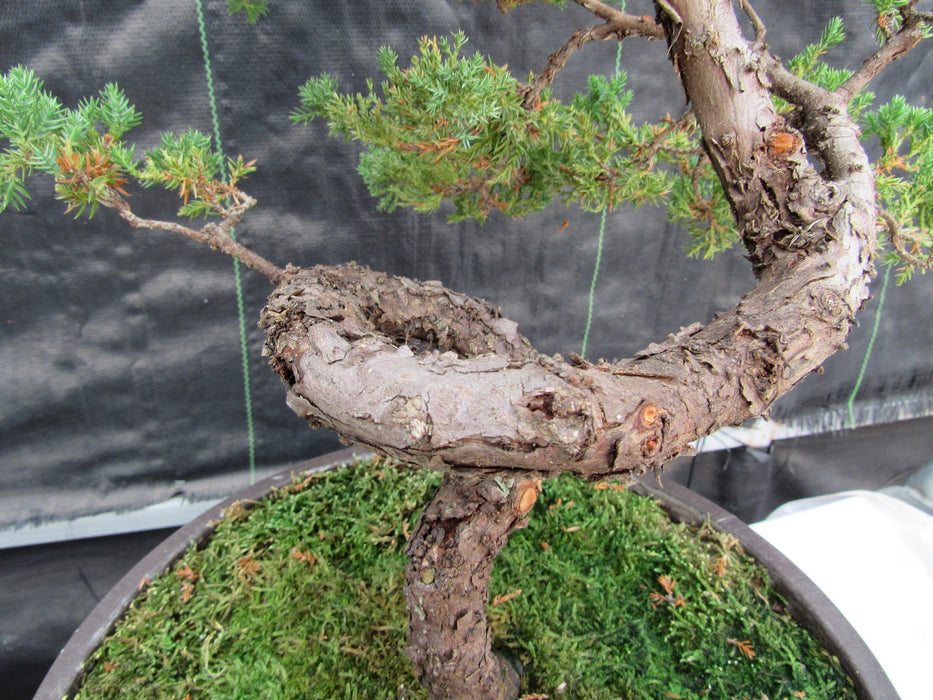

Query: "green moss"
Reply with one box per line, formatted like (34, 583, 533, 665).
(75, 459, 855, 699)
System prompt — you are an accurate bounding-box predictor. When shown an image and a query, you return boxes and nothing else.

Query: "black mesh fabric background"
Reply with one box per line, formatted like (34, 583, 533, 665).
(1, 1, 931, 528)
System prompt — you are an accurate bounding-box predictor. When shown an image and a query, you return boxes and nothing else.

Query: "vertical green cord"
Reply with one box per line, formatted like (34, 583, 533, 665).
(196, 0, 258, 482)
(580, 43, 623, 359)
(581, 209, 606, 358)
(846, 262, 891, 429)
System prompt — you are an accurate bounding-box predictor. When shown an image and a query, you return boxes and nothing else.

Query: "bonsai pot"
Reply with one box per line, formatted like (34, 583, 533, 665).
(35, 448, 897, 699)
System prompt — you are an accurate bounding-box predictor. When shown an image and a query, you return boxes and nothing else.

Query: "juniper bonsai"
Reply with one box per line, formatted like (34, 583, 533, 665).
(2, 1, 931, 698)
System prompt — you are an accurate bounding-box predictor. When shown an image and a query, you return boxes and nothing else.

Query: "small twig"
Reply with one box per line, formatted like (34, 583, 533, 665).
(879, 208, 933, 271)
(569, 0, 665, 39)
(737, 0, 767, 49)
(690, 151, 711, 197)
(654, 0, 684, 54)
(634, 110, 699, 167)
(571, 0, 621, 23)
(571, 0, 662, 33)
(684, 151, 722, 227)
(98, 188, 286, 284)
(837, 13, 928, 100)
(521, 7, 663, 109)
(523, 17, 660, 109)
(654, 0, 681, 26)
(522, 23, 620, 109)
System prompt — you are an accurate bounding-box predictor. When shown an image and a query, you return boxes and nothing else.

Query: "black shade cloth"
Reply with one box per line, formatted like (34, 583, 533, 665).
(1, 1, 931, 529)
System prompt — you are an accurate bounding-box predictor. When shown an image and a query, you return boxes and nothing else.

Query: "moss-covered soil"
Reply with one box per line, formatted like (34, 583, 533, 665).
(74, 458, 855, 699)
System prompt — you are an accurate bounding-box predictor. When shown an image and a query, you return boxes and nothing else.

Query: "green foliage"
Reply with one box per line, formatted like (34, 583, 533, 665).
(0, 66, 65, 210)
(226, 0, 269, 24)
(3, 13, 930, 277)
(296, 21, 933, 274)
(140, 132, 258, 219)
(74, 459, 853, 699)
(0, 66, 142, 217)
(139, 131, 219, 192)
(867, 0, 910, 41)
(95, 82, 144, 139)
(869, 0, 911, 11)
(667, 156, 738, 259)
(0, 66, 253, 219)
(863, 96, 933, 282)
(788, 16, 846, 79)
(294, 32, 690, 222)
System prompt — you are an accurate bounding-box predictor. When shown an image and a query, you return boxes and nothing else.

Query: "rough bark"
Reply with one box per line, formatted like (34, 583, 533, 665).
(257, 2, 879, 697)
(261, 1, 875, 485)
(403, 473, 538, 699)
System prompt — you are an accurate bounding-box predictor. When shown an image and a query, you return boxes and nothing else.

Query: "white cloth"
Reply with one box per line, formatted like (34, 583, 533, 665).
(752, 491, 933, 700)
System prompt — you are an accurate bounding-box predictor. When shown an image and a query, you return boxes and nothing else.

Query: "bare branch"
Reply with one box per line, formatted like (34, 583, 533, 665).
(765, 57, 838, 113)
(571, 0, 663, 33)
(737, 0, 767, 49)
(520, 6, 663, 109)
(880, 208, 933, 272)
(522, 22, 623, 108)
(837, 13, 928, 99)
(98, 188, 286, 284)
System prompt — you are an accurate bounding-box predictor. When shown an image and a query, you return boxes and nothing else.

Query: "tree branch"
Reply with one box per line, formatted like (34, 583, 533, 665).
(522, 22, 628, 108)
(837, 11, 929, 100)
(765, 58, 837, 113)
(737, 0, 767, 49)
(880, 208, 933, 272)
(571, 0, 662, 33)
(519, 1, 664, 108)
(257, 0, 878, 487)
(98, 187, 285, 284)
(762, 58, 870, 184)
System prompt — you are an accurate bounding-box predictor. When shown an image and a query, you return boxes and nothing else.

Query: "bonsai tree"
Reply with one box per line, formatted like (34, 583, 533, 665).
(2, 0, 931, 697)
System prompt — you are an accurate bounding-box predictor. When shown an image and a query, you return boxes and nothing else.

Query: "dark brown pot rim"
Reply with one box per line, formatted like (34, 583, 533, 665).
(35, 449, 897, 700)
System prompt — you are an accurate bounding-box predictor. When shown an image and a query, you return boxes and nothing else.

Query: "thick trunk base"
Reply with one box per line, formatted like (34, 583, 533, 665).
(404, 472, 539, 699)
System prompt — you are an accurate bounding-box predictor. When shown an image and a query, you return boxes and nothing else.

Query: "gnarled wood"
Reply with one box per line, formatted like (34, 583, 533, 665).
(403, 473, 536, 699)
(261, 1, 875, 487)
(256, 2, 881, 697)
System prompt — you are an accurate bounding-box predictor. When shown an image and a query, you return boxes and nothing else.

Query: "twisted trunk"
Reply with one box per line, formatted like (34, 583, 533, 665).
(258, 1, 877, 697)
(261, 2, 874, 482)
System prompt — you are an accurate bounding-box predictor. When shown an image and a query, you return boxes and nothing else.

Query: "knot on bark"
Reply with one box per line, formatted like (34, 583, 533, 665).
(606, 400, 669, 481)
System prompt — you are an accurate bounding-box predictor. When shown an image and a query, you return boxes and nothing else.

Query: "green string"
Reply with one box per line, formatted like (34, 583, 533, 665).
(581, 209, 606, 358)
(580, 43, 623, 359)
(196, 0, 258, 482)
(846, 262, 891, 429)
